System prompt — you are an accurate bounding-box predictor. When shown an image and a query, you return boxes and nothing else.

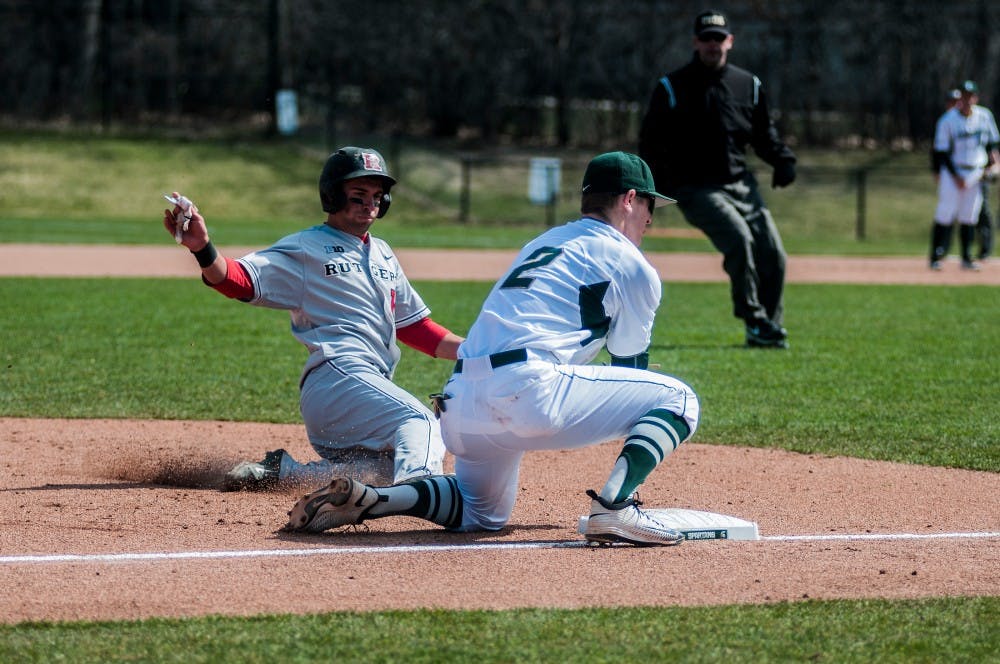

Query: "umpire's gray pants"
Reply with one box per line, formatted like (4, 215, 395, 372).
(672, 172, 786, 327)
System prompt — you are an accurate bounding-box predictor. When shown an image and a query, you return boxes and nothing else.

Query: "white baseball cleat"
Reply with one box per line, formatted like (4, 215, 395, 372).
(283, 477, 384, 533)
(583, 489, 684, 547)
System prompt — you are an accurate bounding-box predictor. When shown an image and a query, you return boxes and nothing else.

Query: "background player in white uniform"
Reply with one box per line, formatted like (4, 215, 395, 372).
(162, 147, 463, 490)
(930, 80, 1000, 271)
(283, 152, 701, 547)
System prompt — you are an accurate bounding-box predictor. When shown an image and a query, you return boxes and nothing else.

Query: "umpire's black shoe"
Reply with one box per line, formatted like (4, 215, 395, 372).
(745, 321, 789, 349)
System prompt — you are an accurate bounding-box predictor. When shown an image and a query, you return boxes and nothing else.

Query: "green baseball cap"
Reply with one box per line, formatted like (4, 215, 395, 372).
(581, 151, 675, 207)
(960, 80, 979, 95)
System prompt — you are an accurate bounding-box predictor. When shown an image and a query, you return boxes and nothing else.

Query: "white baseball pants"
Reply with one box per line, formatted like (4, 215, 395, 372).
(439, 358, 700, 531)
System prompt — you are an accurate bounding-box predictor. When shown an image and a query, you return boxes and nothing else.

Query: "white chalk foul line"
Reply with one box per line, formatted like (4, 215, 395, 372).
(1, 541, 573, 565)
(762, 531, 1000, 542)
(1, 531, 998, 565)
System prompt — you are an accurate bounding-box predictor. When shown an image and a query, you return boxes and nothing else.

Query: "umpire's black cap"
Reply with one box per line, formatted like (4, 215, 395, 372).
(694, 10, 730, 37)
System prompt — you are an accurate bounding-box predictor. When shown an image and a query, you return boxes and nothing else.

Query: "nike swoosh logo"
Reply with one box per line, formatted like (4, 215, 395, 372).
(303, 494, 332, 520)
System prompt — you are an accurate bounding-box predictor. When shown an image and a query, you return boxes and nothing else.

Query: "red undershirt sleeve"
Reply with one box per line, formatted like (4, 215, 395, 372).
(397, 317, 451, 357)
(203, 257, 254, 301)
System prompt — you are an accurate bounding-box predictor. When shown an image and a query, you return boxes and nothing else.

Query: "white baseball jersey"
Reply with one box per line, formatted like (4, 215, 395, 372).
(934, 105, 999, 170)
(459, 217, 660, 363)
(440, 217, 699, 531)
(933, 106, 1000, 224)
(238, 224, 429, 379)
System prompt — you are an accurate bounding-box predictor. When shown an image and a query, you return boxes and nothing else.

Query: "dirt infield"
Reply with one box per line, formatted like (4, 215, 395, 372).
(2, 244, 999, 285)
(2, 418, 998, 624)
(0, 246, 998, 624)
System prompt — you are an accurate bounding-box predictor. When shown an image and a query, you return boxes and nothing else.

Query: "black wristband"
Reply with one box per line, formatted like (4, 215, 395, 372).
(191, 241, 218, 268)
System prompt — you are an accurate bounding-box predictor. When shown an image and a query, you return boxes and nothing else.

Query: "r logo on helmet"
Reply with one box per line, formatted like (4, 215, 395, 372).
(362, 152, 385, 173)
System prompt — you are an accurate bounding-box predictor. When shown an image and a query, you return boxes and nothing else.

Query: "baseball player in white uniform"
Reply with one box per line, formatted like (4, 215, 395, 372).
(930, 80, 1000, 271)
(284, 151, 701, 547)
(162, 147, 463, 490)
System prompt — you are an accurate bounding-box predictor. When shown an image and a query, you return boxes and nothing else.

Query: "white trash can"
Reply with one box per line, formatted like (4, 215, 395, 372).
(276, 89, 299, 136)
(528, 157, 561, 205)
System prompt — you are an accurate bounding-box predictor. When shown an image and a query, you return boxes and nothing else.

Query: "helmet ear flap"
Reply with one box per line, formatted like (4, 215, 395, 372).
(377, 192, 391, 218)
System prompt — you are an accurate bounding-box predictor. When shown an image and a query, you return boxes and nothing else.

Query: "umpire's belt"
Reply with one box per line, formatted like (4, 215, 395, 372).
(453, 348, 527, 374)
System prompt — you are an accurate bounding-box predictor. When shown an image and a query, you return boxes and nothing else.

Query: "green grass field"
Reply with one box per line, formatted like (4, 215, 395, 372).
(2, 598, 997, 663)
(1, 133, 996, 662)
(0, 129, 948, 255)
(1, 279, 996, 470)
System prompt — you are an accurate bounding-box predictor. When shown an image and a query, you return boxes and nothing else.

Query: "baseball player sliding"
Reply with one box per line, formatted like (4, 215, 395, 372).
(284, 151, 701, 547)
(162, 147, 463, 490)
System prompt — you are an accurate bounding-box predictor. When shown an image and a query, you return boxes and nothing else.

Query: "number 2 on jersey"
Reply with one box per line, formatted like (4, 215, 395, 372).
(500, 246, 562, 289)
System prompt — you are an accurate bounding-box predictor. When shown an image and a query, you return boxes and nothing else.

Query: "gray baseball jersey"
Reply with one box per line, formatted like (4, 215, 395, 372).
(238, 224, 429, 380)
(237, 224, 444, 483)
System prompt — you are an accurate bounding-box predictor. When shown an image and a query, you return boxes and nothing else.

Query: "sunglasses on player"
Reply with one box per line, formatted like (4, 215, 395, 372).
(696, 32, 728, 43)
(638, 194, 655, 214)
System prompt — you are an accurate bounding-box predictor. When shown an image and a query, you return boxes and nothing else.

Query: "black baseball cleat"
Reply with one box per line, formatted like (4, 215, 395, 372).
(961, 260, 981, 272)
(223, 448, 287, 491)
(745, 321, 789, 349)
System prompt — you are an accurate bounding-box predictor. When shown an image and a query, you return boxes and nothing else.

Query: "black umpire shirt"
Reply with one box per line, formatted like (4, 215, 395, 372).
(639, 54, 796, 192)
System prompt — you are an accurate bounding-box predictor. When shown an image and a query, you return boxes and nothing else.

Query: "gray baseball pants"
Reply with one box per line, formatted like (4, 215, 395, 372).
(671, 172, 786, 327)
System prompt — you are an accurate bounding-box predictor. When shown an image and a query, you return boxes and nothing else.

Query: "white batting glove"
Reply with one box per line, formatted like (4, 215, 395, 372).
(163, 193, 198, 244)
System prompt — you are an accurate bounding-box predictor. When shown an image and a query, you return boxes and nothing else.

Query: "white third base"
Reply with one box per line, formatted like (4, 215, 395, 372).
(577, 508, 760, 541)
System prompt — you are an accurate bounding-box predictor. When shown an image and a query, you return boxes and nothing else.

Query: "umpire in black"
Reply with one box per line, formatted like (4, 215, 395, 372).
(639, 9, 796, 349)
